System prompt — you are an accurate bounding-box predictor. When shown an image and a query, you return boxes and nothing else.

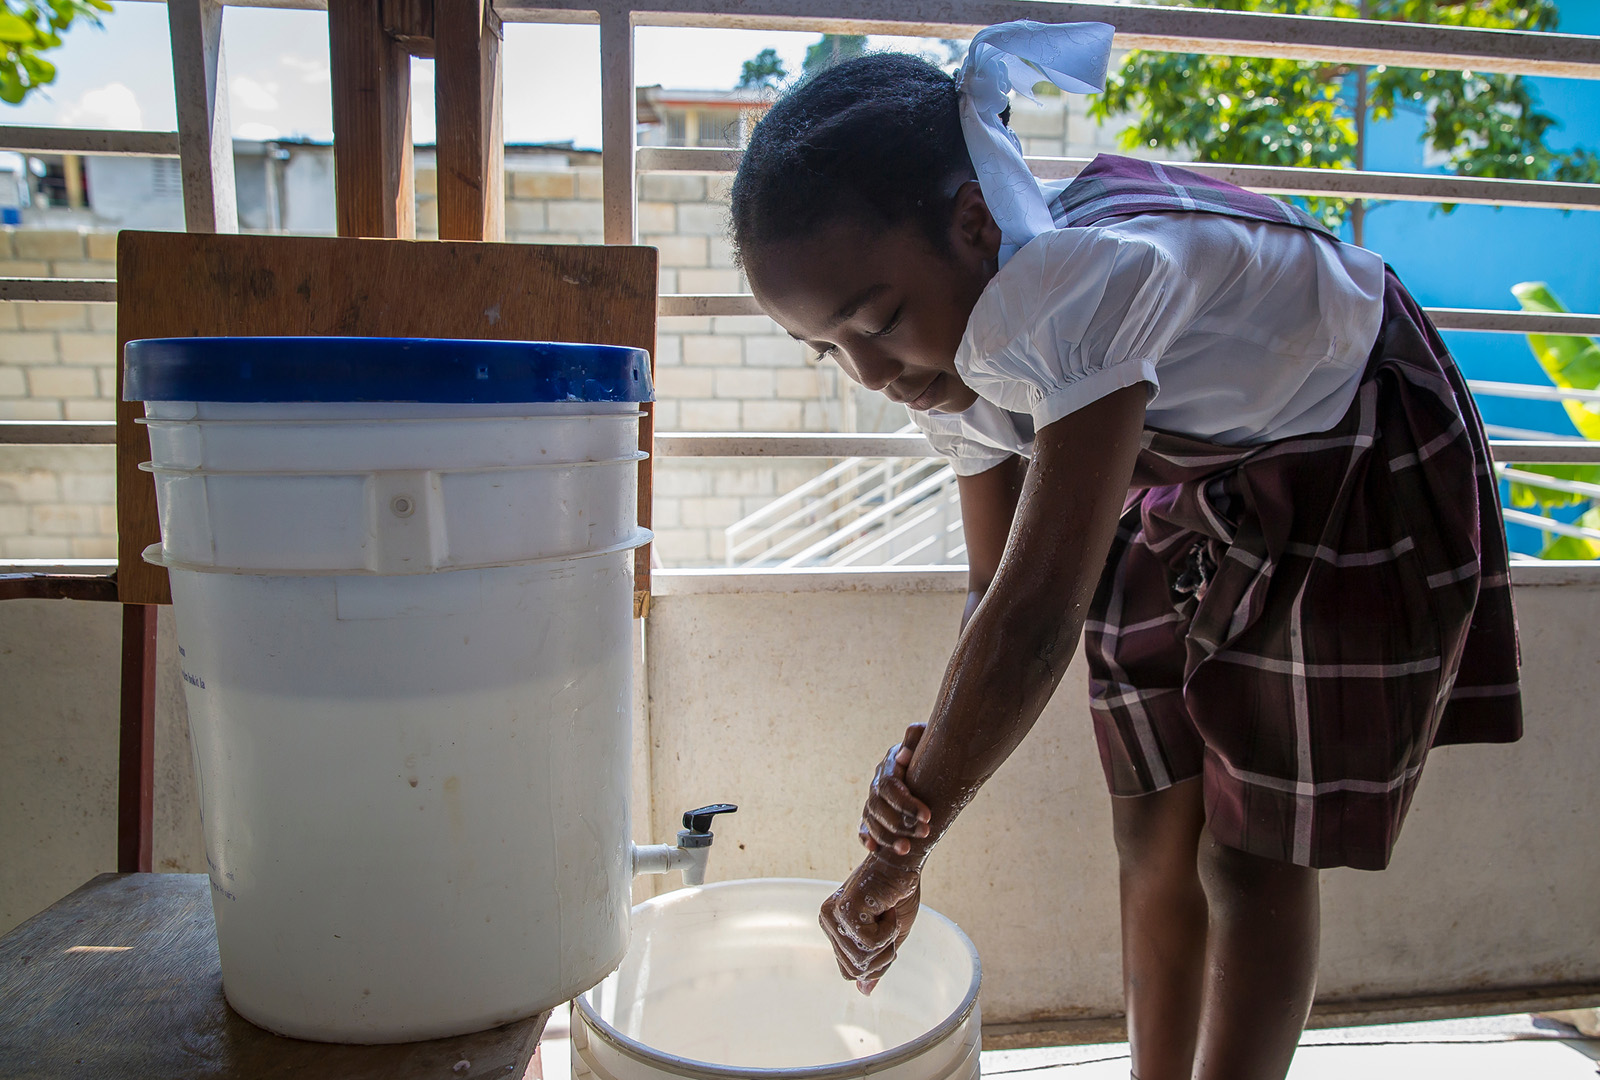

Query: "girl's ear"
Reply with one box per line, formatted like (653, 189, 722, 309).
(949, 181, 1002, 267)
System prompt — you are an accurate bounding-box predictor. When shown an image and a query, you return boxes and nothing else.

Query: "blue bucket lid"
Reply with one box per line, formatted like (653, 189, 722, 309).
(123, 336, 653, 403)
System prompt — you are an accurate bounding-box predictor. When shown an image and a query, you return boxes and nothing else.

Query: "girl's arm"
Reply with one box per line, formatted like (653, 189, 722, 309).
(857, 457, 1026, 856)
(822, 384, 1146, 984)
(957, 456, 1027, 630)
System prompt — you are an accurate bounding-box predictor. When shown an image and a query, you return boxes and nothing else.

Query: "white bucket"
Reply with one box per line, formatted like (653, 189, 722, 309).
(127, 337, 653, 1044)
(573, 880, 982, 1080)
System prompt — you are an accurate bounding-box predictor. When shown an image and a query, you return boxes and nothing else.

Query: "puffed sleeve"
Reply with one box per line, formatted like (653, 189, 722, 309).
(915, 400, 1011, 476)
(956, 226, 1200, 431)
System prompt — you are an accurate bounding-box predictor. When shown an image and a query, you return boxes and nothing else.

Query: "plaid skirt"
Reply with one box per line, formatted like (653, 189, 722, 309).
(1083, 270, 1522, 871)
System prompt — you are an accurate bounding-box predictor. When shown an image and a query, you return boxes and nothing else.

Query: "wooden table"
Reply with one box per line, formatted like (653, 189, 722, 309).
(0, 874, 548, 1079)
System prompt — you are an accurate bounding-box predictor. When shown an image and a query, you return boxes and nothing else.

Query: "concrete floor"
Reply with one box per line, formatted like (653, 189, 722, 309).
(534, 1009, 1600, 1079)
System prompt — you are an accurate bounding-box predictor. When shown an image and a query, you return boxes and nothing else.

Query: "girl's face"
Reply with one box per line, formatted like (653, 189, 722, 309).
(745, 183, 1002, 414)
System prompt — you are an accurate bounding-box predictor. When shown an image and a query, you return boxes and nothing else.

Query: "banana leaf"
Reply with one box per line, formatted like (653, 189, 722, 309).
(1506, 282, 1600, 512)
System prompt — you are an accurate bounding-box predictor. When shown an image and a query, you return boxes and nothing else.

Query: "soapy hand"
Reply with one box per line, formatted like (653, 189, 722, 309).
(819, 853, 922, 995)
(859, 723, 933, 857)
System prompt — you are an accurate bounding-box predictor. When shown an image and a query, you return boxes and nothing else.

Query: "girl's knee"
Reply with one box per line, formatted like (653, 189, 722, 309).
(1196, 831, 1318, 919)
(1111, 779, 1205, 882)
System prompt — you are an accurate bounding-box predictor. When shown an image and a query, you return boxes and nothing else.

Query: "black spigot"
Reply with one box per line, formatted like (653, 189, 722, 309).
(679, 803, 738, 848)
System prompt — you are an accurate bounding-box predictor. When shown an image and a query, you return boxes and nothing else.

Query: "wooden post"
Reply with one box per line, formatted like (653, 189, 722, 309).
(117, 604, 157, 873)
(166, 0, 238, 233)
(329, 0, 415, 239)
(599, 8, 652, 616)
(435, 0, 504, 241)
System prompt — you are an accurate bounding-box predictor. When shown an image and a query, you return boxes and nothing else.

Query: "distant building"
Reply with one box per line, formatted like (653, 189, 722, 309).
(636, 87, 773, 148)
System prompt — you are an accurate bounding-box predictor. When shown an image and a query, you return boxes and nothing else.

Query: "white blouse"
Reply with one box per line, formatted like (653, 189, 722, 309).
(912, 213, 1387, 476)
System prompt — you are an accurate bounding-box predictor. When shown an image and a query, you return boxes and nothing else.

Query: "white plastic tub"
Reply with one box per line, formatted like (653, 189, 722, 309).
(126, 336, 653, 1044)
(573, 880, 982, 1080)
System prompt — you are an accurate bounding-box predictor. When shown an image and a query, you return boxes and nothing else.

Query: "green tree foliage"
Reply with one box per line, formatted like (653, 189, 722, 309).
(1087, 0, 1600, 225)
(737, 47, 787, 90)
(802, 34, 866, 76)
(0, 0, 112, 105)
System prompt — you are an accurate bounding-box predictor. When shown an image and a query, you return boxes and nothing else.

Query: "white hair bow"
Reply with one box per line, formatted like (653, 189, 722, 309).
(956, 20, 1116, 265)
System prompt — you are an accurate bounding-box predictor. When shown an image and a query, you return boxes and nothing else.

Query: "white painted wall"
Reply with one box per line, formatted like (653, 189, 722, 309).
(3, 581, 1596, 1026)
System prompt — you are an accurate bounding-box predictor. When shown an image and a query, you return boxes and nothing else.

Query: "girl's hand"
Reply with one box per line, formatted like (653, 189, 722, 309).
(819, 853, 922, 994)
(859, 723, 933, 856)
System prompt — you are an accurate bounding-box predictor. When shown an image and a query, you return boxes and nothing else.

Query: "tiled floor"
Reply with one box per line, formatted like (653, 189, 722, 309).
(984, 1015, 1600, 1079)
(534, 1007, 1600, 1079)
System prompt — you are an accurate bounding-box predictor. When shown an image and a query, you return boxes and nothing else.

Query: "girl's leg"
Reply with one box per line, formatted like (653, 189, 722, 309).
(1110, 777, 1209, 1080)
(1191, 829, 1320, 1080)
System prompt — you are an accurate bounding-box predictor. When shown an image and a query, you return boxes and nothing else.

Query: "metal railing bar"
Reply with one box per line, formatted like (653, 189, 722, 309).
(1491, 441, 1600, 464)
(726, 456, 869, 546)
(0, 421, 117, 445)
(1431, 309, 1600, 335)
(659, 294, 758, 318)
(656, 432, 936, 457)
(659, 294, 1600, 336)
(659, 433, 1600, 463)
(728, 459, 894, 560)
(778, 464, 954, 568)
(0, 125, 180, 157)
(745, 459, 945, 565)
(0, 427, 1590, 460)
(885, 533, 941, 566)
(1502, 507, 1600, 542)
(1498, 466, 1600, 501)
(121, 0, 327, 9)
(833, 502, 942, 567)
(640, 149, 1600, 213)
(503, 0, 1600, 81)
(728, 459, 902, 559)
(1483, 424, 1582, 441)
(0, 279, 117, 303)
(1471, 380, 1600, 405)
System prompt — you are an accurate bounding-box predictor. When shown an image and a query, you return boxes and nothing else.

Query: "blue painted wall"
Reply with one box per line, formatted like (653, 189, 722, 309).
(1348, 1, 1600, 552)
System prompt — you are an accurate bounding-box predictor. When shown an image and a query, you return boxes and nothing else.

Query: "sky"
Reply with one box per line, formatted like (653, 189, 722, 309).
(0, 3, 948, 148)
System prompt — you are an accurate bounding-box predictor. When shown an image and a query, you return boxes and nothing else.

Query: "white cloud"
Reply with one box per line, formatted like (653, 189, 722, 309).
(231, 75, 280, 112)
(59, 82, 143, 129)
(280, 55, 329, 84)
(234, 121, 282, 141)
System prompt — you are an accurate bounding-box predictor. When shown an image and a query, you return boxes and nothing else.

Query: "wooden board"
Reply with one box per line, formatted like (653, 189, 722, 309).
(0, 873, 548, 1080)
(115, 231, 659, 606)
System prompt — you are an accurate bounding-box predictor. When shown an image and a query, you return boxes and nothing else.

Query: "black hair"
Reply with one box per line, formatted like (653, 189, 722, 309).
(730, 52, 975, 265)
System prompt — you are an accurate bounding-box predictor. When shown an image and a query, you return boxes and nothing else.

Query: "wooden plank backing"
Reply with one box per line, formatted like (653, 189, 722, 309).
(0, 873, 547, 1079)
(115, 231, 658, 606)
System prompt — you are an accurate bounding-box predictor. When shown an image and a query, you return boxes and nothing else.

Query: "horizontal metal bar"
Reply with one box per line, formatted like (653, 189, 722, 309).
(505, 0, 1600, 80)
(0, 278, 117, 303)
(658, 293, 1600, 336)
(658, 294, 758, 317)
(659, 432, 1600, 463)
(1471, 380, 1600, 405)
(654, 563, 1599, 593)
(0, 421, 117, 445)
(1430, 309, 1600, 335)
(1498, 465, 1600, 501)
(637, 148, 742, 175)
(640, 149, 1600, 214)
(0, 125, 179, 157)
(1491, 441, 1600, 464)
(656, 432, 937, 457)
(1503, 507, 1600, 542)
